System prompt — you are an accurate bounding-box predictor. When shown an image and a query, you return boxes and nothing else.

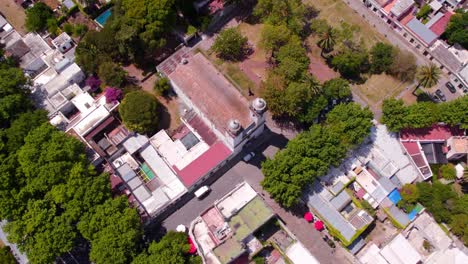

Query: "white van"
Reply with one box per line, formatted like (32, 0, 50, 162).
(194, 186, 210, 199)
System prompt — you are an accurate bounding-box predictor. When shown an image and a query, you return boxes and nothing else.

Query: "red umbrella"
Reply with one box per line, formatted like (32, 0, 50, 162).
(304, 212, 314, 222)
(188, 237, 197, 254)
(314, 220, 324, 231)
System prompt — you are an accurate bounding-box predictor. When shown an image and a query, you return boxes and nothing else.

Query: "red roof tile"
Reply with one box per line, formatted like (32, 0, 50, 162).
(400, 125, 464, 141)
(429, 12, 453, 36)
(173, 141, 231, 187)
(168, 53, 252, 134)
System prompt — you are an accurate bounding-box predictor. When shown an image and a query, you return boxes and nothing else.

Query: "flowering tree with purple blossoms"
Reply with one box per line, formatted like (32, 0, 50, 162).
(104, 87, 123, 104)
(85, 76, 102, 92)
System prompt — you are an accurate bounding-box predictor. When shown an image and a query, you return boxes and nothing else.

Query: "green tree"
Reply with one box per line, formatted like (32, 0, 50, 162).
(212, 28, 248, 61)
(25, 2, 54, 32)
(0, 247, 17, 264)
(98, 62, 127, 87)
(370, 42, 394, 74)
(261, 103, 373, 207)
(443, 10, 468, 49)
(331, 49, 369, 79)
(4, 110, 48, 153)
(119, 91, 160, 134)
(309, 19, 330, 35)
(381, 99, 409, 132)
(406, 102, 439, 128)
(132, 231, 202, 264)
(387, 49, 417, 82)
(253, 0, 308, 34)
(317, 26, 337, 54)
(153, 77, 171, 96)
(322, 78, 351, 100)
(260, 24, 291, 53)
(450, 214, 468, 246)
(63, 23, 74, 35)
(78, 197, 142, 264)
(275, 38, 310, 81)
(417, 64, 441, 88)
(46, 18, 59, 36)
(416, 181, 456, 223)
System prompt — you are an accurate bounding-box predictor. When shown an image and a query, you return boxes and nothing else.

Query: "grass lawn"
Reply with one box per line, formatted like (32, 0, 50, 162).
(353, 74, 410, 106)
(0, 0, 27, 34)
(305, 0, 387, 48)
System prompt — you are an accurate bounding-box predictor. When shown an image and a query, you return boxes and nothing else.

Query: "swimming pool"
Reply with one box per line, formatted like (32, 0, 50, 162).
(95, 9, 112, 27)
(387, 189, 402, 205)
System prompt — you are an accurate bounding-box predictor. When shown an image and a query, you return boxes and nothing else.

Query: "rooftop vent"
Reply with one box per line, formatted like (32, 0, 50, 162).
(181, 58, 188, 64)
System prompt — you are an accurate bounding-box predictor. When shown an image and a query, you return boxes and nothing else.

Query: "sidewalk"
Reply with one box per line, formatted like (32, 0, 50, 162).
(0, 220, 29, 264)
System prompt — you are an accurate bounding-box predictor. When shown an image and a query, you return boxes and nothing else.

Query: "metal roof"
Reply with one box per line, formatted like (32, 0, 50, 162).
(330, 190, 352, 211)
(406, 17, 438, 45)
(117, 163, 136, 182)
(306, 183, 357, 242)
(390, 0, 414, 17)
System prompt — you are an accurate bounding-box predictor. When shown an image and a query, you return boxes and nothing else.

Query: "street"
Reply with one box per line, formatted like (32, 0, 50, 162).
(160, 128, 357, 264)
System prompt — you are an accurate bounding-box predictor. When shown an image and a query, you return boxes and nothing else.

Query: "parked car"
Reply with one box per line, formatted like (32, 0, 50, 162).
(435, 89, 446, 101)
(445, 82, 456, 93)
(194, 186, 210, 199)
(243, 152, 255, 162)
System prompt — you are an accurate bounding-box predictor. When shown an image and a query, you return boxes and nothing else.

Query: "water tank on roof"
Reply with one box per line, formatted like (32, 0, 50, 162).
(252, 98, 267, 114)
(228, 119, 242, 135)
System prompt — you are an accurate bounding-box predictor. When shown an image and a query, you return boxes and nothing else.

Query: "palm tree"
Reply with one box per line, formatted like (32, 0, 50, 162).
(416, 64, 441, 88)
(302, 74, 322, 95)
(317, 26, 337, 55)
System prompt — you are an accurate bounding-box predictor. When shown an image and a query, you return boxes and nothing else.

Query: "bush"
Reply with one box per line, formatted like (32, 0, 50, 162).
(119, 91, 160, 134)
(63, 23, 74, 35)
(212, 28, 248, 61)
(416, 4, 432, 20)
(440, 164, 456, 180)
(104, 87, 123, 104)
(153, 77, 170, 96)
(361, 199, 376, 216)
(73, 24, 88, 37)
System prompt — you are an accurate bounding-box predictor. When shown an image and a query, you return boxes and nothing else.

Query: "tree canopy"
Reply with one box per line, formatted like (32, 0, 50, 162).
(132, 231, 201, 264)
(0, 247, 17, 264)
(78, 197, 142, 264)
(76, 0, 177, 73)
(253, 0, 310, 34)
(98, 62, 127, 87)
(370, 42, 394, 74)
(381, 97, 468, 132)
(261, 103, 373, 207)
(212, 28, 248, 61)
(25, 2, 54, 32)
(119, 91, 160, 134)
(443, 10, 468, 49)
(331, 48, 369, 79)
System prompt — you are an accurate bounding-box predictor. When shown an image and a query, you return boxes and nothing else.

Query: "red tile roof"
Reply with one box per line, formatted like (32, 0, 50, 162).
(429, 12, 453, 36)
(400, 125, 464, 141)
(168, 53, 252, 134)
(173, 141, 231, 187)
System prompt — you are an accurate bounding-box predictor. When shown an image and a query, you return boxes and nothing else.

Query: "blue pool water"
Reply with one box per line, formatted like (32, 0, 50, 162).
(388, 189, 402, 205)
(95, 9, 112, 27)
(408, 208, 418, 221)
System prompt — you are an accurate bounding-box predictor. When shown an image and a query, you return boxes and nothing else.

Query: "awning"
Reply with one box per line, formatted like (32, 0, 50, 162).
(314, 220, 324, 231)
(304, 212, 314, 222)
(188, 237, 197, 254)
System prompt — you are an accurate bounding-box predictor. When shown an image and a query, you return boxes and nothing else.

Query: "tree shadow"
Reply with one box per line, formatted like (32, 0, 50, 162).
(156, 102, 171, 133)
